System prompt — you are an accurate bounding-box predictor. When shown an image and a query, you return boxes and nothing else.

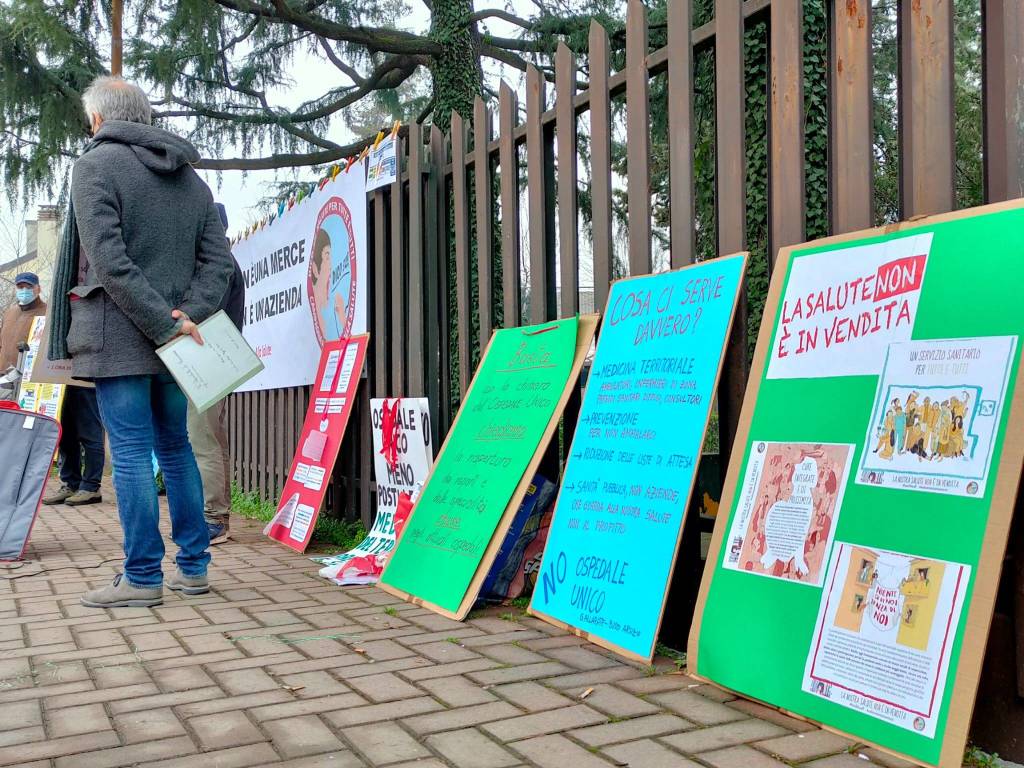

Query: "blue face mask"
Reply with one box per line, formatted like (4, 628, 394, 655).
(15, 288, 35, 305)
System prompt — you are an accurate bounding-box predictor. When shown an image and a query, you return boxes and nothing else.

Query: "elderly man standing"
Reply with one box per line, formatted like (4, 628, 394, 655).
(0, 272, 46, 372)
(49, 77, 234, 608)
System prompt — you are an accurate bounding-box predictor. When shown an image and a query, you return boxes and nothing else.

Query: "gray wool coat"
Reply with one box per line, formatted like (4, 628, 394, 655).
(67, 121, 235, 379)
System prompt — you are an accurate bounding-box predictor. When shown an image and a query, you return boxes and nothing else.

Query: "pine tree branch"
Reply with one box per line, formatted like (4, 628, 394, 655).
(317, 37, 365, 85)
(210, 0, 442, 56)
(196, 147, 345, 170)
(212, 23, 340, 151)
(195, 124, 411, 171)
(1, 130, 78, 159)
(479, 34, 556, 54)
(479, 44, 559, 85)
(164, 54, 421, 128)
(469, 9, 535, 28)
(416, 95, 436, 124)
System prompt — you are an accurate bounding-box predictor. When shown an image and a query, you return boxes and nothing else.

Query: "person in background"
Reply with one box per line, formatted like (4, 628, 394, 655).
(41, 383, 106, 506)
(187, 202, 244, 545)
(0, 272, 47, 372)
(48, 76, 234, 608)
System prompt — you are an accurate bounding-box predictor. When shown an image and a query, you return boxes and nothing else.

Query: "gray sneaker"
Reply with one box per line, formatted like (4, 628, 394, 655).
(165, 567, 209, 596)
(65, 490, 103, 506)
(81, 574, 162, 608)
(42, 485, 76, 505)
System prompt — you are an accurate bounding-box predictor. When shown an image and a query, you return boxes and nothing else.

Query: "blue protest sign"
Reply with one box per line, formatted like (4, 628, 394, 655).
(529, 254, 746, 660)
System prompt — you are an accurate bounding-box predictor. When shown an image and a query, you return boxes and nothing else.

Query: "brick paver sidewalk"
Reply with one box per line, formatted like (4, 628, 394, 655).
(0, 488, 917, 768)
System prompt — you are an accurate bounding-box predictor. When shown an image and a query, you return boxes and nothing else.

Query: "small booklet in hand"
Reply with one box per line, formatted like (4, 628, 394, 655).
(156, 310, 263, 412)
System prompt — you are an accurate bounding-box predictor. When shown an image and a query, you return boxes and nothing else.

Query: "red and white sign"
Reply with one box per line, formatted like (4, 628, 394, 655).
(265, 334, 369, 552)
(768, 233, 932, 379)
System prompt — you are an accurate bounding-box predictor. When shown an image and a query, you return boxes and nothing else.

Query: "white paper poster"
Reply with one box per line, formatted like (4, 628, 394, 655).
(803, 541, 969, 738)
(723, 441, 854, 586)
(366, 133, 398, 192)
(314, 397, 433, 584)
(233, 171, 368, 391)
(767, 233, 932, 379)
(17, 316, 64, 418)
(857, 335, 1017, 497)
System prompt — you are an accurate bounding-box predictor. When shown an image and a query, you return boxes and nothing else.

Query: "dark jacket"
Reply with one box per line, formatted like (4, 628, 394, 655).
(66, 121, 235, 378)
(214, 202, 245, 331)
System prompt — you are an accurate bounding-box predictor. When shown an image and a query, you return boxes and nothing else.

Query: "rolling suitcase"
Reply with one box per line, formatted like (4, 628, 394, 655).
(0, 401, 60, 561)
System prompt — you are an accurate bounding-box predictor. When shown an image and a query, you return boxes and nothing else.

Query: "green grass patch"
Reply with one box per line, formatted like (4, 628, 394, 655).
(963, 746, 1000, 768)
(655, 642, 687, 671)
(231, 485, 367, 550)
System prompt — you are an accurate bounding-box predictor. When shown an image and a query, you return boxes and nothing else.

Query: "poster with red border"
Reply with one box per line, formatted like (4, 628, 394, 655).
(265, 334, 369, 552)
(801, 541, 970, 740)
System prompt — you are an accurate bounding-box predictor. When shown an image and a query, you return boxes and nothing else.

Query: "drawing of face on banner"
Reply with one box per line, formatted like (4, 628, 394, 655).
(308, 196, 358, 345)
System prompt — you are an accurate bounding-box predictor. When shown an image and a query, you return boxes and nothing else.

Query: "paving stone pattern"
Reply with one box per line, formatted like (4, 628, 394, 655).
(0, 488, 920, 768)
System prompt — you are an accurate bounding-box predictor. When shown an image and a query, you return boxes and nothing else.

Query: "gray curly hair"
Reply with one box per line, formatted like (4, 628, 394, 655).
(82, 76, 152, 125)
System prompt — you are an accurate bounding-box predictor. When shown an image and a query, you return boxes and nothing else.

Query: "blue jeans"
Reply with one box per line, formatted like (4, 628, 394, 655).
(95, 374, 210, 587)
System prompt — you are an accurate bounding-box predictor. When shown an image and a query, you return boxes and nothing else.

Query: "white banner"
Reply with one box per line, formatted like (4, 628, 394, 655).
(234, 171, 367, 391)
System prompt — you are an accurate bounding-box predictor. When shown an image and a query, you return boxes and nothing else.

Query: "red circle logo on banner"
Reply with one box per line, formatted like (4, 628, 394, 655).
(307, 195, 358, 346)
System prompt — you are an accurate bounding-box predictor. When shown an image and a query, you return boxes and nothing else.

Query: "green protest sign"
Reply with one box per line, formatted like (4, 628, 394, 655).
(379, 315, 597, 619)
(690, 201, 1024, 768)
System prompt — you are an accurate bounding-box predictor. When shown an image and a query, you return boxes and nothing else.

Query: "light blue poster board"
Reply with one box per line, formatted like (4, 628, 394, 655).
(528, 254, 747, 661)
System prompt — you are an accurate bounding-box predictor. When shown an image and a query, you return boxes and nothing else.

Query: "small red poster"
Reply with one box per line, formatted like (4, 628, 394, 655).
(265, 334, 369, 552)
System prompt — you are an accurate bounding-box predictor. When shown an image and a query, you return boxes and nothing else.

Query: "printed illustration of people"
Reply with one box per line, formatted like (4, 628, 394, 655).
(731, 443, 853, 585)
(871, 390, 971, 463)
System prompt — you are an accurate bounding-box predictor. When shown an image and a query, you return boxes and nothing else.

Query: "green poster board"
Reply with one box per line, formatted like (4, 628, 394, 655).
(379, 315, 598, 619)
(689, 201, 1024, 768)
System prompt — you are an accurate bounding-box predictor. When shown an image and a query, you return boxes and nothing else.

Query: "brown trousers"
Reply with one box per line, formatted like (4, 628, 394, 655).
(186, 399, 231, 524)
